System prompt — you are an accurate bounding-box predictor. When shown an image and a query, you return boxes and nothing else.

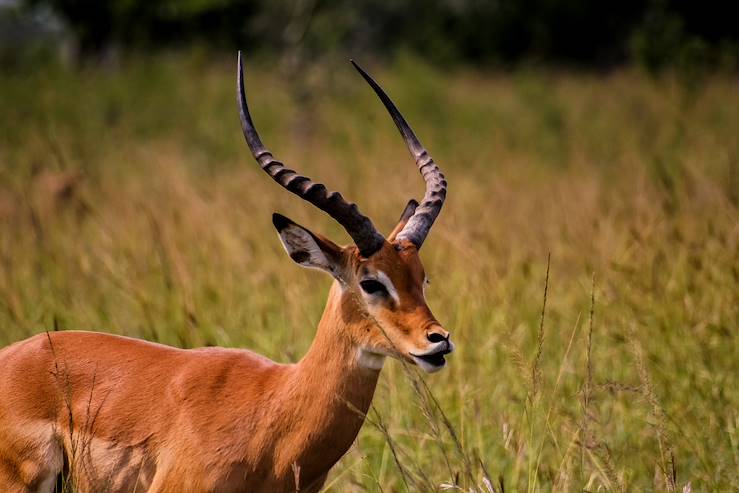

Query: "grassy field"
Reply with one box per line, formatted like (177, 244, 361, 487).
(0, 52, 737, 491)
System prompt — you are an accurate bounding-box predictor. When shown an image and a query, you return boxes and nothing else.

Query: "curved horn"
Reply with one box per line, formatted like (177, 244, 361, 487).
(350, 60, 447, 249)
(237, 52, 385, 257)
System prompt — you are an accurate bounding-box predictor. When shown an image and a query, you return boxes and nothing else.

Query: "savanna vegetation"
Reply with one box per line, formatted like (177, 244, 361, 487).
(0, 53, 737, 491)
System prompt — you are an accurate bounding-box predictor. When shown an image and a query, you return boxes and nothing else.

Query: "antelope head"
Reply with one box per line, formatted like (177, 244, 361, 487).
(237, 53, 453, 373)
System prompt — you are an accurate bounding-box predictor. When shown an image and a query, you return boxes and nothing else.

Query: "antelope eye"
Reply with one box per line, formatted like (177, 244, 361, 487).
(360, 279, 388, 296)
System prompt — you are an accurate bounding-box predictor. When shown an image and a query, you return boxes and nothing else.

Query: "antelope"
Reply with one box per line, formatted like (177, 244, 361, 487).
(0, 52, 452, 493)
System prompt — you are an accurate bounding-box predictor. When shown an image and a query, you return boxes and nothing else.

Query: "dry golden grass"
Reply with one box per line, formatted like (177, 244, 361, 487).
(0, 53, 737, 491)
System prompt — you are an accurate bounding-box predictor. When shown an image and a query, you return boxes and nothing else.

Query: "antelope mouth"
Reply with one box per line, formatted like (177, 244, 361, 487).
(410, 344, 453, 372)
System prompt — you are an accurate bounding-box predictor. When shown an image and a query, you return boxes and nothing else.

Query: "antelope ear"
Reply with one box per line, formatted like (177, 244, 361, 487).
(272, 213, 345, 279)
(388, 199, 418, 242)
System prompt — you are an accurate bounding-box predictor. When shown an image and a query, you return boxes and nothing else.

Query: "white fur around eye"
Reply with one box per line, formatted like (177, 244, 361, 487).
(374, 271, 400, 304)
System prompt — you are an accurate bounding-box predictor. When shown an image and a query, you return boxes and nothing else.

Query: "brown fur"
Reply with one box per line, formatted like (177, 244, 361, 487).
(0, 238, 451, 492)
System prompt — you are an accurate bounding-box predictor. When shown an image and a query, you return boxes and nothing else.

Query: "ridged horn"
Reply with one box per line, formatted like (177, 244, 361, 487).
(351, 60, 447, 249)
(237, 51, 385, 257)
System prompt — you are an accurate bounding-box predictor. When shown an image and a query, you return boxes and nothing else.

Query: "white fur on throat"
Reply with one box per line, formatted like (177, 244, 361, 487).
(356, 348, 386, 370)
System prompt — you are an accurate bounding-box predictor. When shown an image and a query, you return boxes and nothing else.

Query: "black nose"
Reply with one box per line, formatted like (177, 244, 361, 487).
(427, 332, 447, 343)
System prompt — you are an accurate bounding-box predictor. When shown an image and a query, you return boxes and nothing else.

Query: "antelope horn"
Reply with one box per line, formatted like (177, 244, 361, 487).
(237, 52, 386, 257)
(351, 60, 447, 250)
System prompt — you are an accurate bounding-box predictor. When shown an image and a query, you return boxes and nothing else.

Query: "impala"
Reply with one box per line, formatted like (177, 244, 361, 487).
(0, 52, 453, 493)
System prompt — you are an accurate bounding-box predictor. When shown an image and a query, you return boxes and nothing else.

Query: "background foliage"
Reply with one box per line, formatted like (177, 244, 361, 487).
(1, 0, 738, 71)
(0, 52, 737, 490)
(1, 0, 737, 491)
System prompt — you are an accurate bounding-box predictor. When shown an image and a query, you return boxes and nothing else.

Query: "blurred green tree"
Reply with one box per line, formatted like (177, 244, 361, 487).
(14, 0, 739, 70)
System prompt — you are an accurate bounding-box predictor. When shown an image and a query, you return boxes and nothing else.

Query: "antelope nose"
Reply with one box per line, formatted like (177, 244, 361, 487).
(426, 329, 449, 344)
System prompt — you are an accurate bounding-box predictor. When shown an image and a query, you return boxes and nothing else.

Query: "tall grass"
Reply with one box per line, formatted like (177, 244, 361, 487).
(0, 52, 737, 491)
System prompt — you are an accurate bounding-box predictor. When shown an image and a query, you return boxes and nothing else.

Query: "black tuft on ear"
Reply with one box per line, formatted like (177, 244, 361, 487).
(272, 213, 294, 232)
(398, 199, 418, 223)
(290, 251, 311, 263)
(271, 213, 346, 279)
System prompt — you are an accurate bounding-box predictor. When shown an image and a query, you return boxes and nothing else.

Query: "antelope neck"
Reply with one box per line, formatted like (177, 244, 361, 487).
(295, 281, 381, 400)
(281, 282, 381, 476)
